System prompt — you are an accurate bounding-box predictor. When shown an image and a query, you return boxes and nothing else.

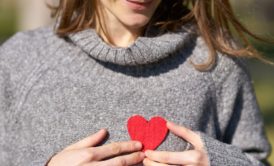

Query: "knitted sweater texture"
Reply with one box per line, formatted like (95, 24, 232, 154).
(0, 25, 271, 166)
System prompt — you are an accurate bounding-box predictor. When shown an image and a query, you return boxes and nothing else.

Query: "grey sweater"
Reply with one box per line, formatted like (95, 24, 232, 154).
(0, 24, 271, 166)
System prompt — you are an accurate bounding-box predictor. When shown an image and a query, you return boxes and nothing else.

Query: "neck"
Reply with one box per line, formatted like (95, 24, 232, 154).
(96, 8, 143, 48)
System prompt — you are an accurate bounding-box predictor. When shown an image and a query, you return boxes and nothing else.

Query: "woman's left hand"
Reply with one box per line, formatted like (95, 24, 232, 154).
(143, 121, 210, 166)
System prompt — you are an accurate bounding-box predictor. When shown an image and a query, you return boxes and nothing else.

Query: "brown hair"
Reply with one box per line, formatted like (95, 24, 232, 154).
(49, 0, 272, 70)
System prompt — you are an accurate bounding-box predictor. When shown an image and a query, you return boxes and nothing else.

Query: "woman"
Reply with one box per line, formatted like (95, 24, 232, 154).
(0, 0, 271, 165)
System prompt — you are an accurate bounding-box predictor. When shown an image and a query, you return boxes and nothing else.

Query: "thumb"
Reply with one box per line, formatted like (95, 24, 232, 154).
(64, 129, 108, 150)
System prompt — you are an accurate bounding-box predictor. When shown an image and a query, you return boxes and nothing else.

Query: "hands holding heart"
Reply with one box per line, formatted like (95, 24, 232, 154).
(47, 115, 209, 166)
(128, 115, 210, 166)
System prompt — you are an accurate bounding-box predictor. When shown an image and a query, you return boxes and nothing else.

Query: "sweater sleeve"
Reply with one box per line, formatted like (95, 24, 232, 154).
(0, 52, 12, 165)
(197, 57, 271, 166)
(0, 32, 31, 165)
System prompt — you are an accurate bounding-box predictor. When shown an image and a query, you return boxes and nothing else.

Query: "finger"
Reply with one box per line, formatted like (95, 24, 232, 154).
(167, 122, 200, 147)
(145, 150, 202, 165)
(65, 129, 108, 150)
(143, 158, 169, 166)
(87, 141, 142, 161)
(96, 152, 145, 166)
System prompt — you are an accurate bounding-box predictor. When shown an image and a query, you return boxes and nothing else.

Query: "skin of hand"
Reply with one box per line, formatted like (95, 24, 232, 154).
(143, 122, 210, 166)
(47, 129, 145, 166)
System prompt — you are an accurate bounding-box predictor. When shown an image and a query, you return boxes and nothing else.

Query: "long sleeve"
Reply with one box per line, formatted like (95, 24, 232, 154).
(0, 56, 12, 165)
(0, 33, 25, 165)
(197, 57, 271, 166)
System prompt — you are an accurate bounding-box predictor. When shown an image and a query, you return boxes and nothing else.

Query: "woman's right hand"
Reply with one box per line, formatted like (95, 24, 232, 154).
(47, 129, 144, 166)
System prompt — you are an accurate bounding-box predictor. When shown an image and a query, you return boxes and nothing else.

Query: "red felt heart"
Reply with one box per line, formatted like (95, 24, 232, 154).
(127, 115, 168, 151)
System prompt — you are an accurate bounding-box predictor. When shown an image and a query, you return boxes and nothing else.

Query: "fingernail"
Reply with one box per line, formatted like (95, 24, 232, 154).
(145, 150, 152, 156)
(135, 142, 142, 149)
(168, 121, 176, 126)
(99, 128, 107, 133)
(100, 128, 105, 132)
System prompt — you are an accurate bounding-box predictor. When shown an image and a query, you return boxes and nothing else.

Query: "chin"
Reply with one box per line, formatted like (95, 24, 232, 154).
(122, 15, 152, 29)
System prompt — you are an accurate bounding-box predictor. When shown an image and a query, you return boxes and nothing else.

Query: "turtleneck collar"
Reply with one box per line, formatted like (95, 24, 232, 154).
(68, 23, 196, 66)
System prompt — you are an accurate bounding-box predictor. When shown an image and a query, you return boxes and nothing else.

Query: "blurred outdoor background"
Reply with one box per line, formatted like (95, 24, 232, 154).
(0, 0, 274, 164)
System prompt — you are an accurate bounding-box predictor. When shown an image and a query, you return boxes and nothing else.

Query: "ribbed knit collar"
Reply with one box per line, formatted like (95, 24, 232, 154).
(68, 23, 196, 66)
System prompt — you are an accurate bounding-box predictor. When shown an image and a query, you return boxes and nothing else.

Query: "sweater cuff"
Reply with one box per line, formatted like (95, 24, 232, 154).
(195, 131, 252, 166)
(44, 153, 56, 166)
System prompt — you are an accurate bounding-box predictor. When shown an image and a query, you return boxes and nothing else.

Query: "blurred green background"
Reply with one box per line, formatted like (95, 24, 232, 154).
(0, 0, 274, 164)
